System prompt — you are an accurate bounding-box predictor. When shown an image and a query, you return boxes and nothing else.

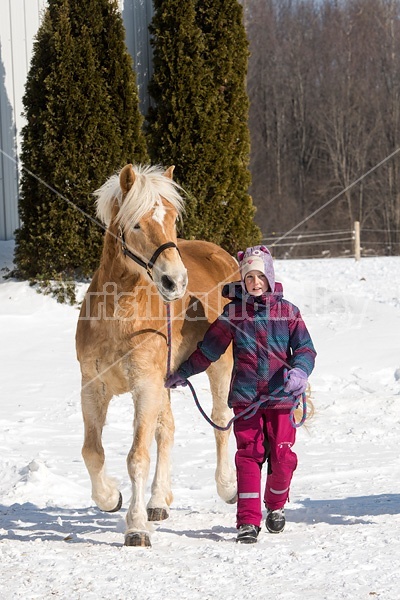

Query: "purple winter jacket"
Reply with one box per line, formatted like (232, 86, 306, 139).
(177, 281, 316, 409)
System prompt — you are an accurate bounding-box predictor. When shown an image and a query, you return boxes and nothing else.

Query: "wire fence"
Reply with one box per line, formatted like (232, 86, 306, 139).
(262, 223, 400, 260)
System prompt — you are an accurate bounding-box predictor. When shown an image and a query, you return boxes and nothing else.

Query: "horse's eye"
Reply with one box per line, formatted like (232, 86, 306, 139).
(133, 223, 141, 230)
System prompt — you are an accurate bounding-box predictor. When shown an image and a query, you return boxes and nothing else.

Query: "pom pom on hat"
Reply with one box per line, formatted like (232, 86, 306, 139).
(238, 245, 275, 292)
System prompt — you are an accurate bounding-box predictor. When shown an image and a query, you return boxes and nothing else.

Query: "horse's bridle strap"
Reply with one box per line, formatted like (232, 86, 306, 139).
(118, 228, 179, 279)
(147, 242, 179, 272)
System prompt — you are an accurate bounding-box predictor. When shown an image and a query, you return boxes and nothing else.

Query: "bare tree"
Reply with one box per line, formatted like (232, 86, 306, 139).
(246, 0, 400, 256)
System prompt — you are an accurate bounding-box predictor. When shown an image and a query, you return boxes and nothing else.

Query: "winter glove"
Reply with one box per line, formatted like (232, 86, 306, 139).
(284, 368, 308, 396)
(164, 372, 188, 389)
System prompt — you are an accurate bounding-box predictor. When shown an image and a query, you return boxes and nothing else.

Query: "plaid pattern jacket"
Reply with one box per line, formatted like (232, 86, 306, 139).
(178, 282, 316, 408)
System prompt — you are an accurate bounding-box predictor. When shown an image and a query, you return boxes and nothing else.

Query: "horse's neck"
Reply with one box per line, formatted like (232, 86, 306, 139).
(99, 266, 142, 291)
(95, 230, 168, 329)
(93, 261, 152, 329)
(98, 230, 142, 292)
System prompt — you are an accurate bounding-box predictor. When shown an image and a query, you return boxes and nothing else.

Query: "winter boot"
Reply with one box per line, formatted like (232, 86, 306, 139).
(236, 524, 261, 544)
(266, 508, 285, 533)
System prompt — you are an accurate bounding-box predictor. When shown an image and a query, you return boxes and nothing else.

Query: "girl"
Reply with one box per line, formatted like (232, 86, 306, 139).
(165, 245, 316, 544)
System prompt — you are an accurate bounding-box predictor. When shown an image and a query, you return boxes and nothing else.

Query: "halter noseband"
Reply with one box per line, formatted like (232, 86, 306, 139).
(118, 227, 180, 281)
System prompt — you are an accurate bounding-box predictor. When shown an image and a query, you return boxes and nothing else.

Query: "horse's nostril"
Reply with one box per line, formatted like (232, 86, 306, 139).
(161, 275, 176, 291)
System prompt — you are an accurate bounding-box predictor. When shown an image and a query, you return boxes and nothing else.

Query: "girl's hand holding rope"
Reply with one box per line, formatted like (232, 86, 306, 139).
(165, 372, 188, 389)
(284, 368, 308, 396)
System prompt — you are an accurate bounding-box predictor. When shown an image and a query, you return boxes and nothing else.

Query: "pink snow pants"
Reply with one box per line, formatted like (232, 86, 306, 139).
(233, 406, 298, 528)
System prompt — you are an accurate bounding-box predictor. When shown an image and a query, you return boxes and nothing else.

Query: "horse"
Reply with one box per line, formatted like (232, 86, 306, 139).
(75, 163, 238, 547)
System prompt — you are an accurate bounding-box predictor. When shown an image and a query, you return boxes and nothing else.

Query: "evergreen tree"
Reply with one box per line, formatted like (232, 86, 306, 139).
(14, 0, 147, 298)
(146, 0, 260, 254)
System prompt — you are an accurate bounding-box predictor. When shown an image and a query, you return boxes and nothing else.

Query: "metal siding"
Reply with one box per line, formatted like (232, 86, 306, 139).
(122, 0, 153, 115)
(0, 0, 18, 240)
(0, 53, 18, 241)
(0, 0, 46, 240)
(0, 0, 150, 240)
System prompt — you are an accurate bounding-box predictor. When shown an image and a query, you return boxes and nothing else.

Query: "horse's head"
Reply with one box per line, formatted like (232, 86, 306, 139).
(95, 164, 188, 302)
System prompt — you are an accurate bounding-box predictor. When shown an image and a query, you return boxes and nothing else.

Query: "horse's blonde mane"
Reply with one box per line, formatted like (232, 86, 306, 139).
(94, 164, 185, 228)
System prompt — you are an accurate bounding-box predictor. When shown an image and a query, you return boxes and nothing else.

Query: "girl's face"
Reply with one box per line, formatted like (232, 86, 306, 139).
(244, 270, 270, 296)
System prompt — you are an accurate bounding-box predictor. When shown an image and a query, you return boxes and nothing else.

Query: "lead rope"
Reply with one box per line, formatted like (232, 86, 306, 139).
(166, 302, 173, 378)
(165, 303, 306, 429)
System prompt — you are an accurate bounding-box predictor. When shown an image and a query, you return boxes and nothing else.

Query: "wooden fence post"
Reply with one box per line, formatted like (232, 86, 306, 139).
(354, 221, 361, 261)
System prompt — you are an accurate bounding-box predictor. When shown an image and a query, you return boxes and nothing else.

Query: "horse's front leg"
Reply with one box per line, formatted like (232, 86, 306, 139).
(81, 375, 122, 512)
(125, 378, 172, 547)
(147, 388, 175, 521)
(207, 356, 237, 504)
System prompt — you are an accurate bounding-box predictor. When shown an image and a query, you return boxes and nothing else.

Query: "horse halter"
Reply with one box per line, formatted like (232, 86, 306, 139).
(117, 226, 180, 281)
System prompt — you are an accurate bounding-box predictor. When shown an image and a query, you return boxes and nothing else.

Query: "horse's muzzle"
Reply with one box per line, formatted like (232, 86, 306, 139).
(159, 273, 188, 302)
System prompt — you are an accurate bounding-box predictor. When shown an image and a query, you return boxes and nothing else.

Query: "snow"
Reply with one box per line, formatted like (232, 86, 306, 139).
(1, 239, 400, 599)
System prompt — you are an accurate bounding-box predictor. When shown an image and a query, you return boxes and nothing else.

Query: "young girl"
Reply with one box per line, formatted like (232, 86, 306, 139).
(165, 245, 316, 544)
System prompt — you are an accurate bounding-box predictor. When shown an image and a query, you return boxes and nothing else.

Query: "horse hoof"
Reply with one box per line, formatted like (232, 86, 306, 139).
(147, 507, 169, 521)
(124, 532, 151, 547)
(104, 492, 123, 513)
(226, 493, 238, 505)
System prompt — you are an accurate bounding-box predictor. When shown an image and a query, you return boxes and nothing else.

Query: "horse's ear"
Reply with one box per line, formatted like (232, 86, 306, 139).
(120, 164, 136, 194)
(164, 165, 175, 180)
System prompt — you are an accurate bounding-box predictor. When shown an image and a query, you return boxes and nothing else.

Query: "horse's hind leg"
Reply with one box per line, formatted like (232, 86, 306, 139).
(207, 355, 237, 504)
(81, 375, 122, 512)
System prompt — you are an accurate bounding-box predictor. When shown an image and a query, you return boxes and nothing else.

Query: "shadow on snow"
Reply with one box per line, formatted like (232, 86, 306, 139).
(0, 493, 399, 545)
(286, 493, 400, 526)
(0, 502, 123, 546)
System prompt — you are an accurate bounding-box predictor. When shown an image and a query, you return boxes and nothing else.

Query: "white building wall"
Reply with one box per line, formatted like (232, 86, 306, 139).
(123, 0, 153, 115)
(0, 0, 47, 239)
(0, 0, 152, 240)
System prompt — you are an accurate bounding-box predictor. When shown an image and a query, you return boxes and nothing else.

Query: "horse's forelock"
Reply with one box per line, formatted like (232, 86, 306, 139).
(94, 165, 185, 229)
(116, 165, 185, 229)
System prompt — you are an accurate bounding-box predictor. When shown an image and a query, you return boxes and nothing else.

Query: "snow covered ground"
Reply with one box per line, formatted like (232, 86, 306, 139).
(1, 239, 400, 600)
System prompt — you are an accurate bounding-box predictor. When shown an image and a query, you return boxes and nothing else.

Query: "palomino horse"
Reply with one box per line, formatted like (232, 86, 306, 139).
(76, 164, 237, 546)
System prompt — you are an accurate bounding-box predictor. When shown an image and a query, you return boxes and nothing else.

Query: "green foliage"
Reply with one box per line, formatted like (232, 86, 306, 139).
(146, 0, 260, 254)
(14, 0, 148, 295)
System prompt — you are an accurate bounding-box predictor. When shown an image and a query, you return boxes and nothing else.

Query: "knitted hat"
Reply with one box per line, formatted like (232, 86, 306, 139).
(237, 245, 275, 292)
